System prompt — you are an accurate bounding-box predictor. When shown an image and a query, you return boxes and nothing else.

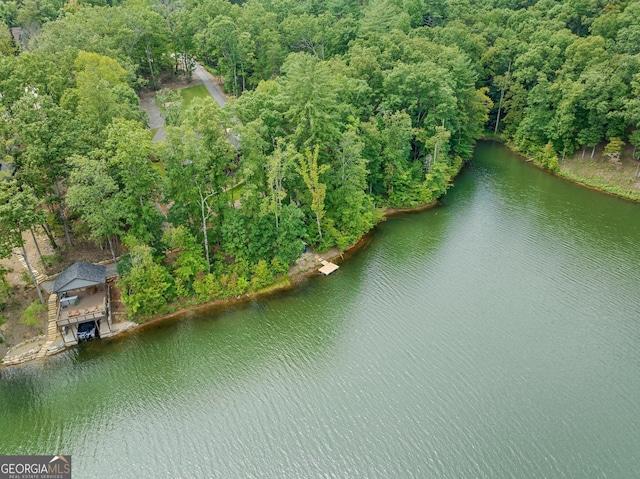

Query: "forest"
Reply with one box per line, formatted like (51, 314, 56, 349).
(0, 0, 639, 320)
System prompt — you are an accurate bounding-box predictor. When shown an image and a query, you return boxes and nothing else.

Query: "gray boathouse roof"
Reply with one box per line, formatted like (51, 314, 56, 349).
(52, 262, 107, 293)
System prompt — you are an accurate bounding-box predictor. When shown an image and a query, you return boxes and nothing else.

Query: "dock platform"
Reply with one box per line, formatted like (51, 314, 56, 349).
(319, 260, 339, 276)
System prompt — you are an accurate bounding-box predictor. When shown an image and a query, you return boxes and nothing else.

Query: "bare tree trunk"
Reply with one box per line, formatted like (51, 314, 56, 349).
(591, 145, 596, 158)
(275, 173, 282, 230)
(494, 90, 505, 136)
(198, 188, 215, 271)
(494, 62, 510, 136)
(315, 211, 322, 239)
(107, 235, 118, 266)
(30, 227, 43, 263)
(146, 41, 158, 90)
(201, 203, 210, 270)
(22, 244, 44, 304)
(40, 223, 58, 250)
(54, 179, 73, 246)
(233, 63, 238, 97)
(582, 147, 585, 159)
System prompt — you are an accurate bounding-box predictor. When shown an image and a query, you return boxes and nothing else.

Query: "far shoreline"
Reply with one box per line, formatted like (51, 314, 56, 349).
(485, 137, 640, 204)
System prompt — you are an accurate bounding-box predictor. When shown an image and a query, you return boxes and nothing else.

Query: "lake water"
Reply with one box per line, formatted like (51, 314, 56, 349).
(1, 141, 639, 478)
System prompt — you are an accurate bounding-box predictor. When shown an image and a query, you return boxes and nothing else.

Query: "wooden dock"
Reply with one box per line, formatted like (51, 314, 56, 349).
(318, 260, 339, 276)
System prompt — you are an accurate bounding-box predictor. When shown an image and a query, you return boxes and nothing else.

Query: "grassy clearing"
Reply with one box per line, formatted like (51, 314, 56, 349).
(558, 151, 640, 202)
(490, 135, 640, 202)
(226, 181, 245, 203)
(151, 161, 166, 177)
(180, 85, 210, 107)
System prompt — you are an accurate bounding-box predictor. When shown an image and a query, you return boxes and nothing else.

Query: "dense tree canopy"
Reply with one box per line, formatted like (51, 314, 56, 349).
(2, 0, 638, 318)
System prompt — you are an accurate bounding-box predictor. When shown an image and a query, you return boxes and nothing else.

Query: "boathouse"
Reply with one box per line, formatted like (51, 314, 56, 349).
(53, 262, 113, 345)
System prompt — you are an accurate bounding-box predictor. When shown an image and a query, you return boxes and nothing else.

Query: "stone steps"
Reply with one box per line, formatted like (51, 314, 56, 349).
(36, 294, 59, 359)
(14, 250, 47, 284)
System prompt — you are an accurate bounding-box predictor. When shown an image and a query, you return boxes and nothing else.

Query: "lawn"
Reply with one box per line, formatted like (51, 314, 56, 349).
(180, 85, 210, 107)
(151, 161, 166, 177)
(226, 181, 245, 203)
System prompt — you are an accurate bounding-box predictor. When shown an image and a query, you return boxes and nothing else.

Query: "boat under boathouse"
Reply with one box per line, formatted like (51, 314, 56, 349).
(53, 261, 114, 345)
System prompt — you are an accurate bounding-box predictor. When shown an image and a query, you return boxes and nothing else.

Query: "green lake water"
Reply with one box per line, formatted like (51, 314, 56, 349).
(1, 141, 639, 478)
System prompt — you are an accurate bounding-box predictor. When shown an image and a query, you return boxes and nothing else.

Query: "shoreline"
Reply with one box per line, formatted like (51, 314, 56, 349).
(20, 140, 631, 367)
(1, 200, 438, 368)
(127, 211, 400, 333)
(554, 169, 640, 204)
(487, 137, 640, 204)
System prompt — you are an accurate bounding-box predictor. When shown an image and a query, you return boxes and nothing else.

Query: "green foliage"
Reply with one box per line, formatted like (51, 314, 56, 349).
(275, 204, 307, 265)
(270, 257, 289, 277)
(61, 51, 141, 142)
(21, 301, 46, 327)
(193, 272, 219, 301)
(278, 53, 342, 148)
(118, 240, 174, 321)
(163, 226, 208, 297)
(535, 143, 560, 172)
(67, 154, 126, 261)
(7, 0, 634, 321)
(296, 145, 329, 240)
(0, 180, 43, 258)
(250, 260, 274, 291)
(20, 270, 32, 286)
(105, 119, 163, 244)
(40, 253, 63, 268)
(0, 264, 11, 301)
(604, 138, 624, 159)
(155, 88, 183, 127)
(196, 15, 254, 96)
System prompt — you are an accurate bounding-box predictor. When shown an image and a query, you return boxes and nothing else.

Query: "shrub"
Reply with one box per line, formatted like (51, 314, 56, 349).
(251, 260, 274, 291)
(21, 301, 46, 327)
(193, 272, 219, 301)
(535, 142, 559, 172)
(270, 257, 289, 276)
(0, 264, 11, 298)
(118, 243, 174, 321)
(20, 270, 32, 285)
(41, 253, 63, 268)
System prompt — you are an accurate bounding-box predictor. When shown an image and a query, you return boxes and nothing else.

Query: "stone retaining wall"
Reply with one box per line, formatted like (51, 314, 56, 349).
(2, 335, 46, 366)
